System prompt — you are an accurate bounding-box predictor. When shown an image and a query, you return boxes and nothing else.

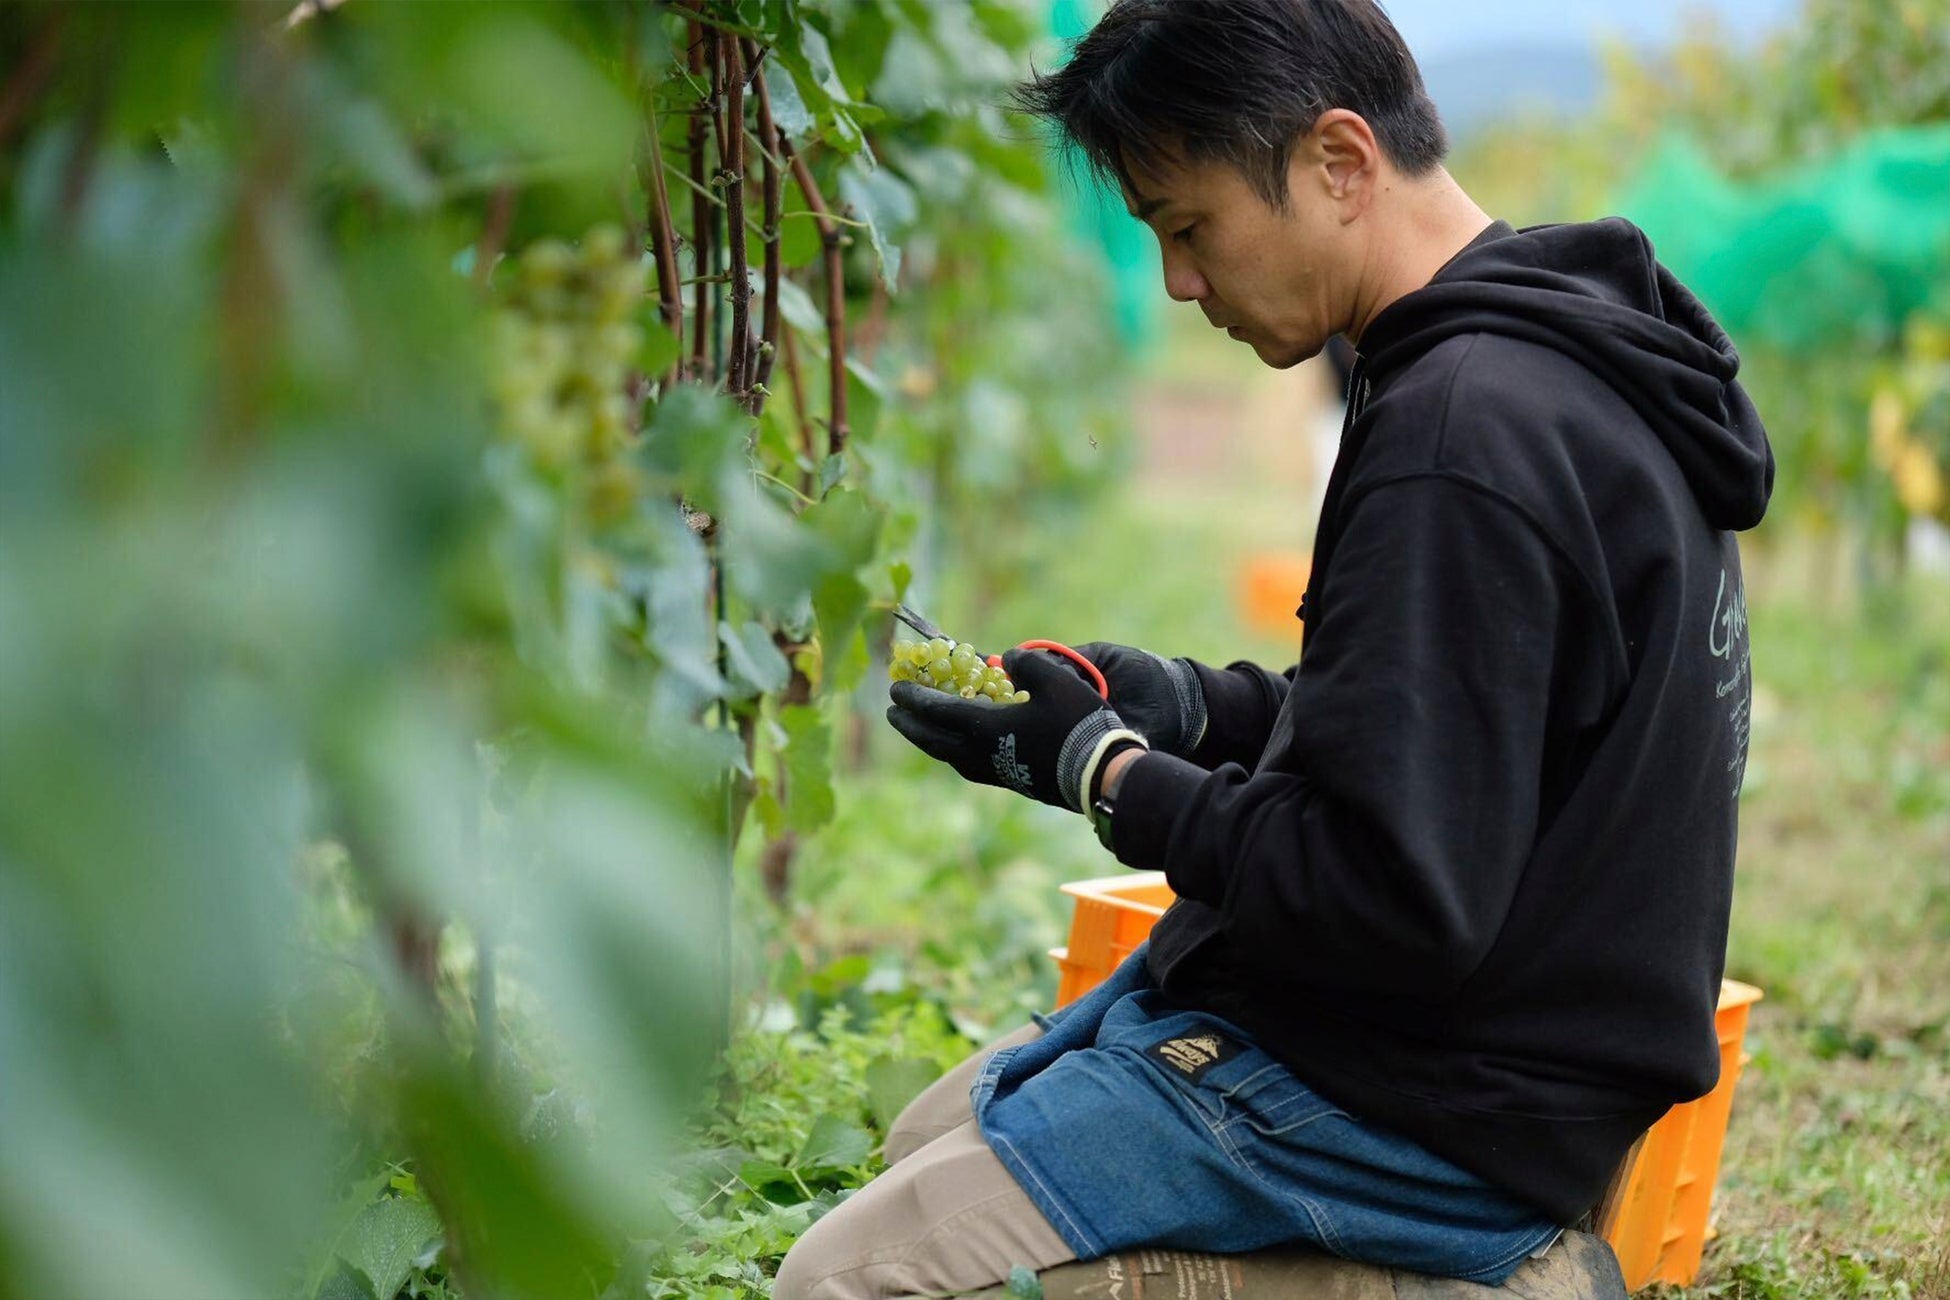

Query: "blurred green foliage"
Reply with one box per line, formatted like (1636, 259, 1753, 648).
(0, 1, 1123, 1295)
(1451, 0, 1950, 551)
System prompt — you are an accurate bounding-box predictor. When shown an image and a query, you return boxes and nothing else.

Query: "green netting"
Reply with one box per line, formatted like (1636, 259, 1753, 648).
(1617, 126, 1950, 352)
(1047, 0, 1163, 350)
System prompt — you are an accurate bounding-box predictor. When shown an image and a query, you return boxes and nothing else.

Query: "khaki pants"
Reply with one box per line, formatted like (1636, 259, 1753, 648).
(771, 1025, 1627, 1300)
(771, 1021, 1076, 1300)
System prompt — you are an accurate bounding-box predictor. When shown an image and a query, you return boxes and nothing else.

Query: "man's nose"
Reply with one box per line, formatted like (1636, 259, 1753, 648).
(1160, 245, 1209, 303)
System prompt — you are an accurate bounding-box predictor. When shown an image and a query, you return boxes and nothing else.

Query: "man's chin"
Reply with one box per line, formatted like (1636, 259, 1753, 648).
(1248, 336, 1320, 370)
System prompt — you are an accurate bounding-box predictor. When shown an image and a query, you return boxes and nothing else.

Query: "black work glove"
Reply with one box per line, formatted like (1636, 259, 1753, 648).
(1069, 642, 1208, 757)
(886, 648, 1149, 812)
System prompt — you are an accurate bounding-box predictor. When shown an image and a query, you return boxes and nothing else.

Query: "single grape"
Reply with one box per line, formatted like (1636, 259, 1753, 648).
(959, 686, 979, 699)
(593, 271, 643, 323)
(929, 657, 952, 680)
(587, 459, 639, 524)
(926, 638, 952, 660)
(581, 224, 626, 265)
(520, 239, 575, 288)
(598, 321, 643, 365)
(1010, 690, 1031, 703)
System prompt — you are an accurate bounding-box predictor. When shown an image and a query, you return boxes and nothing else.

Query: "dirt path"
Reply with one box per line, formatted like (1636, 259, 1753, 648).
(1128, 318, 1338, 536)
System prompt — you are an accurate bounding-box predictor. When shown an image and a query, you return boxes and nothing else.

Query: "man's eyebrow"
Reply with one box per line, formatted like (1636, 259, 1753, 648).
(1128, 194, 1170, 222)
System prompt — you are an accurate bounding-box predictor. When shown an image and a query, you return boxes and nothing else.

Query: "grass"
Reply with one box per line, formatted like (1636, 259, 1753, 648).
(1664, 574, 1950, 1300)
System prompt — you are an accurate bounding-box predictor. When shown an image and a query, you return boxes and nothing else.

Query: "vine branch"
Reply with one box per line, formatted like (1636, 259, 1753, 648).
(746, 41, 784, 410)
(0, 10, 64, 150)
(640, 101, 684, 384)
(685, 19, 713, 383)
(722, 35, 752, 402)
(471, 184, 515, 290)
(780, 139, 849, 460)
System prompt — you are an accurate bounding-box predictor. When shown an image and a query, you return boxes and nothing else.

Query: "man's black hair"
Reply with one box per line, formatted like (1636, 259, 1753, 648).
(1011, 0, 1447, 211)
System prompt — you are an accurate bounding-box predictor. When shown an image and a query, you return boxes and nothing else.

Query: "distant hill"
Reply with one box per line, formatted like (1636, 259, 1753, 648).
(1419, 40, 1609, 138)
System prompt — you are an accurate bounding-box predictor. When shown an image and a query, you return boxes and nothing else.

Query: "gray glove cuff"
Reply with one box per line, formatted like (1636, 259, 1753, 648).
(1058, 707, 1127, 813)
(1152, 654, 1209, 755)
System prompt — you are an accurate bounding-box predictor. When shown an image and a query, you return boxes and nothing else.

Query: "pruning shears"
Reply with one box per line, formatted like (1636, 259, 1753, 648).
(891, 602, 1110, 700)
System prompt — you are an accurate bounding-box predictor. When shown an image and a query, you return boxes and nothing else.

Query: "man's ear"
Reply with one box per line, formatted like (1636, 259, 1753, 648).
(1311, 109, 1381, 220)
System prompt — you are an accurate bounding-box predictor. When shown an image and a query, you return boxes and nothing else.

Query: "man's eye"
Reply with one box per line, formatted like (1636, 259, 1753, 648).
(1172, 224, 1197, 244)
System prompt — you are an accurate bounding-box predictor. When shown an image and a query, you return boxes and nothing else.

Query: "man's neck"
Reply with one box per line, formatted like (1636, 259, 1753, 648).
(1344, 172, 1493, 347)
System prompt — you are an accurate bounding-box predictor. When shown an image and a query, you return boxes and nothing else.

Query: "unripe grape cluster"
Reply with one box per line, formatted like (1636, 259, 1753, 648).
(890, 638, 1030, 703)
(488, 226, 647, 516)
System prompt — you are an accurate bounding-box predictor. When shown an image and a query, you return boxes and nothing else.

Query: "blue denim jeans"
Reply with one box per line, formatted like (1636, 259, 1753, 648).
(971, 943, 1561, 1285)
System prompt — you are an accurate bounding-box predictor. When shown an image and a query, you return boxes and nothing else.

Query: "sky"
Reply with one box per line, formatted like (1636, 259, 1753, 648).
(1380, 0, 1802, 65)
(1370, 0, 1806, 134)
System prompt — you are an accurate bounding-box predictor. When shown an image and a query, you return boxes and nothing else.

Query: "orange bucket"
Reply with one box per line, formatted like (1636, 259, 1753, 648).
(1048, 874, 1761, 1291)
(1238, 551, 1311, 637)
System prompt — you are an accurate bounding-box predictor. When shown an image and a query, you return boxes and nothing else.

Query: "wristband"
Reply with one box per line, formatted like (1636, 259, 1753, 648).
(1087, 737, 1145, 851)
(1080, 730, 1147, 811)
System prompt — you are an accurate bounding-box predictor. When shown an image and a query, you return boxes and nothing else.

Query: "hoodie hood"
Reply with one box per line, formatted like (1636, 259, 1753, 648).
(1359, 218, 1774, 531)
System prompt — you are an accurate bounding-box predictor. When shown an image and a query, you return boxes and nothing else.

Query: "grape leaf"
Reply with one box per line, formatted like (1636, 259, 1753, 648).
(864, 1055, 940, 1133)
(322, 99, 439, 212)
(845, 355, 888, 442)
(763, 60, 817, 141)
(816, 452, 848, 496)
(638, 386, 749, 514)
(339, 1195, 442, 1300)
(838, 159, 918, 292)
(720, 620, 791, 698)
(813, 572, 870, 688)
(315, 1263, 379, 1300)
(811, 573, 865, 689)
(773, 276, 827, 343)
(736, 1159, 798, 1194)
(300, 1172, 391, 1300)
(828, 621, 870, 694)
(779, 704, 836, 834)
(771, 20, 885, 154)
(796, 1112, 873, 1170)
(720, 477, 841, 620)
(635, 503, 727, 713)
(804, 487, 880, 568)
(636, 318, 682, 378)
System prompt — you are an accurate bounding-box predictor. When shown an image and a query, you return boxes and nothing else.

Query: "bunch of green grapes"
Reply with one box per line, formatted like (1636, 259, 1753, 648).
(890, 638, 1030, 703)
(488, 225, 646, 510)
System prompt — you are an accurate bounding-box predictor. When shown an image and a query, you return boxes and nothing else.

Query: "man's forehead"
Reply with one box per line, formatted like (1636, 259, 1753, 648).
(1124, 188, 1173, 222)
(1117, 146, 1190, 221)
(1121, 169, 1188, 222)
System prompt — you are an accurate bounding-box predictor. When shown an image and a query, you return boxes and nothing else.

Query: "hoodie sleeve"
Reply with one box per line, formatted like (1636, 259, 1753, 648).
(1109, 473, 1581, 1001)
(1179, 659, 1297, 772)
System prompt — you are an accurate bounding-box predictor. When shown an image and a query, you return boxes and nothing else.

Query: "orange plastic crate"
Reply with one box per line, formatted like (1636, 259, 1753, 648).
(1046, 872, 1174, 1007)
(1237, 551, 1312, 637)
(1600, 979, 1763, 1289)
(1047, 873, 1762, 1292)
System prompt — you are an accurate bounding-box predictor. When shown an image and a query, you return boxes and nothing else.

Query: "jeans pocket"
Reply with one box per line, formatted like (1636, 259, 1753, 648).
(1219, 1065, 1347, 1138)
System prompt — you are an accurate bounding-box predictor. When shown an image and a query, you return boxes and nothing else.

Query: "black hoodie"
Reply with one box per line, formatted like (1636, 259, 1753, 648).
(1110, 218, 1774, 1225)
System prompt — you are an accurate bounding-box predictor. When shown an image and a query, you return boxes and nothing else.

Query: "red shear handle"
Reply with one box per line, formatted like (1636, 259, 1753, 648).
(986, 640, 1109, 700)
